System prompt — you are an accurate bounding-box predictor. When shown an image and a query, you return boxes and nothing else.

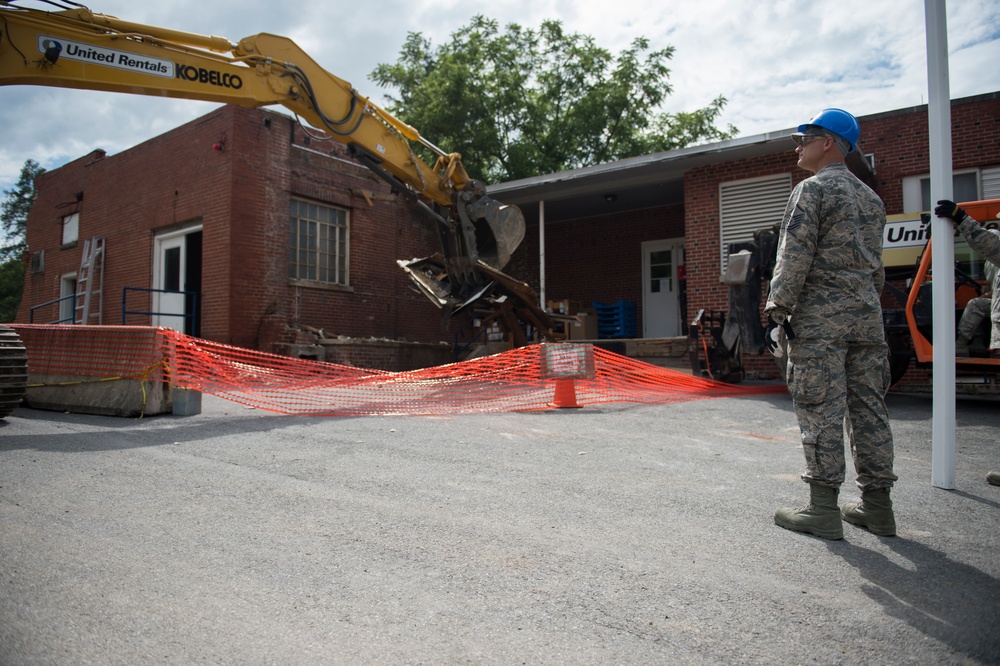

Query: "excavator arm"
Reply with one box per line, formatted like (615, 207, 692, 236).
(0, 0, 524, 297)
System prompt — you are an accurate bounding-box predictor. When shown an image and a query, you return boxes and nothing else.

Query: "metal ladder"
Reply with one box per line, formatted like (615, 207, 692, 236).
(74, 237, 105, 324)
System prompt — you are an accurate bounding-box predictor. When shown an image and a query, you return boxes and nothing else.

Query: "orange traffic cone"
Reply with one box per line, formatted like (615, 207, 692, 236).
(550, 378, 582, 408)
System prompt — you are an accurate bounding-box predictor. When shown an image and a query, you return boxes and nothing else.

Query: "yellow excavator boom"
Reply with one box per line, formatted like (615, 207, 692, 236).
(0, 1, 524, 293)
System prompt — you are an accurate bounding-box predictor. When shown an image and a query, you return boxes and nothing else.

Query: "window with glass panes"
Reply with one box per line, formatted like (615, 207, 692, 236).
(289, 198, 348, 284)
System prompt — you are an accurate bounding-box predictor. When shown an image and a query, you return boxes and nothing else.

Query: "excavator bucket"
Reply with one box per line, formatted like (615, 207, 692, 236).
(467, 195, 525, 271)
(427, 185, 525, 300)
(455, 183, 525, 270)
(398, 192, 528, 312)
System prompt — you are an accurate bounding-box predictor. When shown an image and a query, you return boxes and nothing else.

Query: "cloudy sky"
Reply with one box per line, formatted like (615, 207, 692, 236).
(1, 0, 999, 197)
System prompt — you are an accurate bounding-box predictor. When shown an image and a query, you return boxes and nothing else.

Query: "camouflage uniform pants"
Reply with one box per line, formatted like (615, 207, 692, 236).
(786, 338, 897, 491)
(957, 296, 990, 343)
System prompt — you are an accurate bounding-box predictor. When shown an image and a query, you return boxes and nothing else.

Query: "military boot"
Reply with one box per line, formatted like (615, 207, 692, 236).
(841, 488, 896, 536)
(774, 485, 843, 540)
(955, 334, 972, 357)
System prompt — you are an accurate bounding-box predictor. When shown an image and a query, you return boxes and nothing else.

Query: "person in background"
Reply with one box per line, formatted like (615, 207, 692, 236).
(953, 228, 999, 357)
(934, 202, 1000, 487)
(765, 108, 896, 539)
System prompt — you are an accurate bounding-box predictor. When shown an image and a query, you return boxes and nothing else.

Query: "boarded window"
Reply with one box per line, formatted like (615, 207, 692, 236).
(61, 212, 79, 246)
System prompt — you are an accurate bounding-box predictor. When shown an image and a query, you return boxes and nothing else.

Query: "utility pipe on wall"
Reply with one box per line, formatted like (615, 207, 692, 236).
(538, 200, 546, 310)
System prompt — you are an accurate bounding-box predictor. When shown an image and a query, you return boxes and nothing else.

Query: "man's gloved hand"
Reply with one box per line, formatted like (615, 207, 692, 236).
(934, 199, 968, 225)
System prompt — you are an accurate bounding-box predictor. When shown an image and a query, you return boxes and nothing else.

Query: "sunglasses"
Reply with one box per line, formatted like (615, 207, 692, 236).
(791, 134, 827, 147)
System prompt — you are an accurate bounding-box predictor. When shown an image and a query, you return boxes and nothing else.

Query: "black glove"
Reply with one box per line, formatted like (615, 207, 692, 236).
(934, 199, 968, 225)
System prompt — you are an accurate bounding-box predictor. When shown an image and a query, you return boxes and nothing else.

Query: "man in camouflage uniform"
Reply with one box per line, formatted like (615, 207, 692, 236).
(936, 207, 1000, 356)
(765, 108, 896, 540)
(935, 202, 1000, 486)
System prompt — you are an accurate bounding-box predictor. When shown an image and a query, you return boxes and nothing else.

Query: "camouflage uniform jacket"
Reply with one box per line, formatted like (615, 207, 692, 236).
(987, 259, 999, 295)
(957, 218, 1000, 274)
(765, 162, 886, 342)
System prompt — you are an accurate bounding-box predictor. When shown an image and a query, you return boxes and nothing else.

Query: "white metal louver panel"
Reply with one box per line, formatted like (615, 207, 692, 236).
(718, 174, 791, 276)
(982, 166, 1000, 200)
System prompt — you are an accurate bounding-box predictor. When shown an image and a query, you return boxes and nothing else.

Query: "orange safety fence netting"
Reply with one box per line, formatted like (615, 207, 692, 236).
(11, 324, 786, 416)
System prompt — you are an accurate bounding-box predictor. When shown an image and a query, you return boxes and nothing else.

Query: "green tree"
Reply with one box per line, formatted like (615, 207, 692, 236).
(0, 159, 44, 321)
(371, 17, 737, 183)
(0, 259, 25, 322)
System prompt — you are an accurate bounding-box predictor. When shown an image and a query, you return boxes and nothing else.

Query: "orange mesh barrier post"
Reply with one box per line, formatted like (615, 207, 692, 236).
(11, 325, 786, 416)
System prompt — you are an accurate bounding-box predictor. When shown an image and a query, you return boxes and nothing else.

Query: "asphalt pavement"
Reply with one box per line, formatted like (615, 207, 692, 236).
(1, 390, 998, 664)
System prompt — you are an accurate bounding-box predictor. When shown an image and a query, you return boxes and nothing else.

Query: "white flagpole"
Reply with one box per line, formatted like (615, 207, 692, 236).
(925, 0, 956, 489)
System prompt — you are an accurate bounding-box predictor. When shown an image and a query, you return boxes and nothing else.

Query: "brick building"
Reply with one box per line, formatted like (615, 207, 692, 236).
(17, 93, 1000, 377)
(495, 92, 1000, 380)
(18, 105, 457, 368)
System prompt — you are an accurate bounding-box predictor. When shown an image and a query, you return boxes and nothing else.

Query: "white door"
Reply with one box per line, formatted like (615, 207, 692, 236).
(642, 238, 684, 338)
(152, 233, 187, 331)
(59, 274, 77, 324)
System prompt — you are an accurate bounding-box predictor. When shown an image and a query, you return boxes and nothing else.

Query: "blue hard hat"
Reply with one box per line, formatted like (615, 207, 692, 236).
(796, 108, 860, 153)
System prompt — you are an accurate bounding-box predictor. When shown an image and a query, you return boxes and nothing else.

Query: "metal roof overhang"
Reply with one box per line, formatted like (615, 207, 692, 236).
(486, 128, 797, 224)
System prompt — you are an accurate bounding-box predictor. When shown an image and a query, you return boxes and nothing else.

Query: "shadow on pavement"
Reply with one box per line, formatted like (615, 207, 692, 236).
(832, 535, 1000, 662)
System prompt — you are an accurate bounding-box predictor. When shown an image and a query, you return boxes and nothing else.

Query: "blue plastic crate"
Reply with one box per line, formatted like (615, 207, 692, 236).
(592, 300, 637, 339)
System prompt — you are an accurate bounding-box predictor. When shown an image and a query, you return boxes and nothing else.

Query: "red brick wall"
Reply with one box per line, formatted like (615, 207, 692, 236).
(19, 151, 100, 325)
(682, 95, 1000, 379)
(227, 105, 286, 346)
(21, 108, 239, 334)
(18, 106, 450, 351)
(510, 95, 1000, 339)
(20, 96, 999, 373)
(508, 95, 1000, 380)
(859, 98, 1000, 212)
(679, 96, 1000, 328)
(283, 125, 447, 345)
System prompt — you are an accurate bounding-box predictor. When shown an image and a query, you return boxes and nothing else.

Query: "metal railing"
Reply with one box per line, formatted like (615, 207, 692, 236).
(29, 294, 75, 324)
(121, 287, 198, 331)
(29, 287, 199, 329)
